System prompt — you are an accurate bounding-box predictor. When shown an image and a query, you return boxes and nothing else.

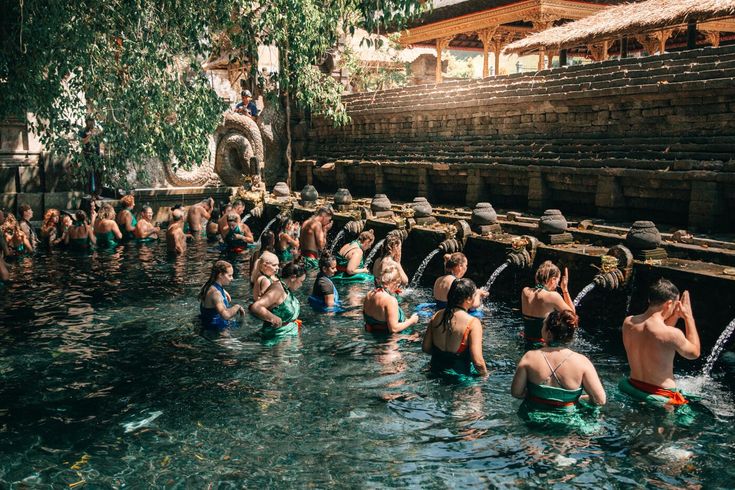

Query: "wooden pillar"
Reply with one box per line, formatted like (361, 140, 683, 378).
(687, 20, 697, 49)
(559, 49, 567, 66)
(621, 37, 629, 58)
(478, 28, 497, 79)
(493, 37, 503, 76)
(537, 48, 545, 70)
(435, 37, 452, 84)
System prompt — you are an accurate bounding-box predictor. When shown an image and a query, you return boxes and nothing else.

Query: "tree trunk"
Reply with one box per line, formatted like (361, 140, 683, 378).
(282, 33, 292, 189)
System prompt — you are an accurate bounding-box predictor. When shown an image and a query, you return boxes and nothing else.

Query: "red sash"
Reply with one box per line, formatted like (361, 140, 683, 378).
(629, 378, 688, 405)
(527, 395, 575, 408)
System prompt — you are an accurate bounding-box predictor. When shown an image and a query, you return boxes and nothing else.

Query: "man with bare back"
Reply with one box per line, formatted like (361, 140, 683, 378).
(299, 207, 333, 269)
(620, 278, 700, 406)
(185, 197, 214, 237)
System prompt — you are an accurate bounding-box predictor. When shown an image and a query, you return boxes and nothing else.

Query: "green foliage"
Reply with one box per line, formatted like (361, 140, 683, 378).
(340, 35, 409, 93)
(1, 0, 423, 187)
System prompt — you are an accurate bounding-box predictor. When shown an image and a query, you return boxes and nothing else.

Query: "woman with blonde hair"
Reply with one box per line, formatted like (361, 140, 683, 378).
(521, 261, 574, 345)
(250, 262, 307, 344)
(333, 229, 375, 283)
(363, 264, 419, 334)
(371, 233, 408, 286)
(93, 204, 123, 248)
(40, 208, 62, 247)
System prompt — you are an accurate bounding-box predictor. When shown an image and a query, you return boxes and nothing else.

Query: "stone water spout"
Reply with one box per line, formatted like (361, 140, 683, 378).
(387, 228, 408, 242)
(437, 220, 471, 253)
(592, 245, 634, 290)
(506, 235, 539, 269)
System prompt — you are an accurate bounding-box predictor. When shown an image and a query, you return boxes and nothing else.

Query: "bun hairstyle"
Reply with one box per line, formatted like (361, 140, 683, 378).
(535, 260, 561, 285)
(75, 210, 88, 224)
(379, 263, 400, 286)
(439, 278, 477, 332)
(378, 234, 401, 259)
(544, 309, 579, 344)
(281, 261, 306, 279)
(358, 229, 375, 244)
(444, 252, 467, 273)
(319, 252, 336, 270)
(198, 260, 233, 301)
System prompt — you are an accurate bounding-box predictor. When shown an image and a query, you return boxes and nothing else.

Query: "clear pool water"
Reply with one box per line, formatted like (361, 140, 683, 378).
(1, 241, 734, 488)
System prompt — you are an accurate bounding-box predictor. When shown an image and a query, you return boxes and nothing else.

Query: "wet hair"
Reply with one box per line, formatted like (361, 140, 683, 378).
(75, 210, 88, 224)
(19, 204, 32, 217)
(141, 205, 153, 215)
(648, 278, 680, 306)
(316, 207, 333, 217)
(221, 202, 233, 213)
(172, 204, 183, 211)
(120, 195, 135, 208)
(210, 208, 221, 222)
(544, 309, 579, 344)
(227, 213, 239, 222)
(260, 230, 275, 253)
(99, 204, 116, 220)
(378, 234, 402, 259)
(444, 252, 467, 273)
(275, 216, 293, 237)
(358, 229, 375, 244)
(439, 278, 477, 333)
(280, 261, 306, 279)
(171, 209, 184, 221)
(41, 209, 60, 235)
(535, 260, 560, 285)
(379, 264, 400, 286)
(198, 260, 233, 301)
(232, 199, 245, 209)
(319, 252, 336, 270)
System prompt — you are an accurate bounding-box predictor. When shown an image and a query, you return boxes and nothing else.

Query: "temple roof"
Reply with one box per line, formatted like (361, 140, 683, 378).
(505, 0, 735, 54)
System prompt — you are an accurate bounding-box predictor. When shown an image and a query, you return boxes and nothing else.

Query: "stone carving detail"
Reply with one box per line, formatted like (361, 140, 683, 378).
(163, 111, 265, 187)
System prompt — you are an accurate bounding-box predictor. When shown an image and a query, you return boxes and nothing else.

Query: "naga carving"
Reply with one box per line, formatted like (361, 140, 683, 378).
(164, 111, 265, 187)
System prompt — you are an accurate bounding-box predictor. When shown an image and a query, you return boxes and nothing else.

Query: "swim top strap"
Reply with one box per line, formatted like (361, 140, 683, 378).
(456, 319, 473, 354)
(542, 350, 575, 387)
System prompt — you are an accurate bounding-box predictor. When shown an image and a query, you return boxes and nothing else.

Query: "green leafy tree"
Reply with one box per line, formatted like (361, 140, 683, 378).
(1, 0, 423, 189)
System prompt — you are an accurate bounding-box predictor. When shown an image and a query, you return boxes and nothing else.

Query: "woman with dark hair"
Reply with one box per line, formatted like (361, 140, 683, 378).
(363, 265, 418, 334)
(275, 217, 300, 263)
(199, 260, 245, 332)
(371, 234, 408, 286)
(250, 262, 307, 343)
(333, 229, 375, 283)
(116, 194, 137, 241)
(511, 309, 605, 426)
(17, 204, 37, 252)
(308, 253, 342, 312)
(66, 210, 97, 250)
(224, 213, 254, 253)
(521, 260, 575, 345)
(422, 278, 488, 376)
(422, 252, 487, 318)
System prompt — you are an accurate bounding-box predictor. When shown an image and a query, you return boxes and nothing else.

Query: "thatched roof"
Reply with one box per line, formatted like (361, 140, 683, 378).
(504, 0, 735, 54)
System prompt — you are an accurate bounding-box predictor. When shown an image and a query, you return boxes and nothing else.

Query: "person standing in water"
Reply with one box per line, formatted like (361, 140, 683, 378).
(512, 309, 606, 424)
(521, 261, 574, 345)
(199, 260, 245, 332)
(134, 206, 160, 241)
(308, 253, 341, 311)
(185, 197, 214, 237)
(94, 204, 123, 248)
(620, 278, 700, 406)
(166, 209, 190, 255)
(299, 207, 333, 268)
(66, 210, 97, 250)
(116, 195, 137, 241)
(433, 253, 487, 311)
(371, 234, 409, 286)
(422, 278, 488, 376)
(363, 265, 419, 334)
(250, 262, 307, 342)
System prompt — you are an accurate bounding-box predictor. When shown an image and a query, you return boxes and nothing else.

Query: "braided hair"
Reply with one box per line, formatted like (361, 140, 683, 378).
(198, 260, 232, 302)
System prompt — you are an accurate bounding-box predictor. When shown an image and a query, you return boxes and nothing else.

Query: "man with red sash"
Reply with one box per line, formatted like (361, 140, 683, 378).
(299, 207, 333, 269)
(621, 278, 700, 406)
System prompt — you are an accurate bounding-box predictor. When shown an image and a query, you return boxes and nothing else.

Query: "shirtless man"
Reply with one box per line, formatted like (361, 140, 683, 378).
(186, 197, 214, 236)
(167, 209, 191, 255)
(299, 207, 333, 267)
(620, 278, 700, 406)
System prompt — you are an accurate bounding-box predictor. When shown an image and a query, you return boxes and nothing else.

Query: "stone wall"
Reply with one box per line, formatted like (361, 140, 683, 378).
(295, 45, 735, 231)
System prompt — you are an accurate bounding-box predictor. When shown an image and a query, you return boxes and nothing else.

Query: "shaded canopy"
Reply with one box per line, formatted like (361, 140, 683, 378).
(504, 0, 735, 54)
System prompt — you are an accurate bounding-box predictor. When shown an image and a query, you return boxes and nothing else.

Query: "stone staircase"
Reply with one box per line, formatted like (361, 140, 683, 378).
(296, 45, 735, 231)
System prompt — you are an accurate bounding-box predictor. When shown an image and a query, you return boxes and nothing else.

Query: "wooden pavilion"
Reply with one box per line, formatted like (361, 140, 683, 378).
(397, 0, 626, 82)
(503, 0, 735, 60)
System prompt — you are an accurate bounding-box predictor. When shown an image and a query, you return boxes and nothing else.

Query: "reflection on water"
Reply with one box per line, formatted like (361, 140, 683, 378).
(0, 241, 733, 487)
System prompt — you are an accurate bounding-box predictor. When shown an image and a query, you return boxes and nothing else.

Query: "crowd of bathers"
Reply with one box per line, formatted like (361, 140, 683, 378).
(1, 197, 702, 427)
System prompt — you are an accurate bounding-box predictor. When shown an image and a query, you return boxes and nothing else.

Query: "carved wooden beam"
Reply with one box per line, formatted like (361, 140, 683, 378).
(704, 30, 721, 48)
(435, 36, 453, 83)
(477, 27, 499, 78)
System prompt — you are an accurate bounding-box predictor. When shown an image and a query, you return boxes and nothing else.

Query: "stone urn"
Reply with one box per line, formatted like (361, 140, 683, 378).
(334, 188, 353, 207)
(411, 197, 433, 218)
(370, 194, 393, 216)
(538, 209, 568, 234)
(625, 221, 662, 250)
(299, 185, 318, 207)
(471, 202, 497, 226)
(272, 182, 291, 200)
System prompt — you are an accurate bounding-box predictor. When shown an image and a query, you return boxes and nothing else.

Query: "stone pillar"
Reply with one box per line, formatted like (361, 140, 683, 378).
(595, 172, 627, 220)
(688, 179, 725, 231)
(374, 163, 385, 194)
(527, 166, 551, 212)
(465, 168, 485, 206)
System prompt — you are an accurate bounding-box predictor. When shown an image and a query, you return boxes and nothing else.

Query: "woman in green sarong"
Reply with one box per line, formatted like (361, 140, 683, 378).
(116, 195, 137, 241)
(93, 204, 123, 249)
(250, 262, 307, 345)
(275, 217, 300, 263)
(511, 309, 606, 431)
(65, 210, 97, 251)
(333, 229, 375, 284)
